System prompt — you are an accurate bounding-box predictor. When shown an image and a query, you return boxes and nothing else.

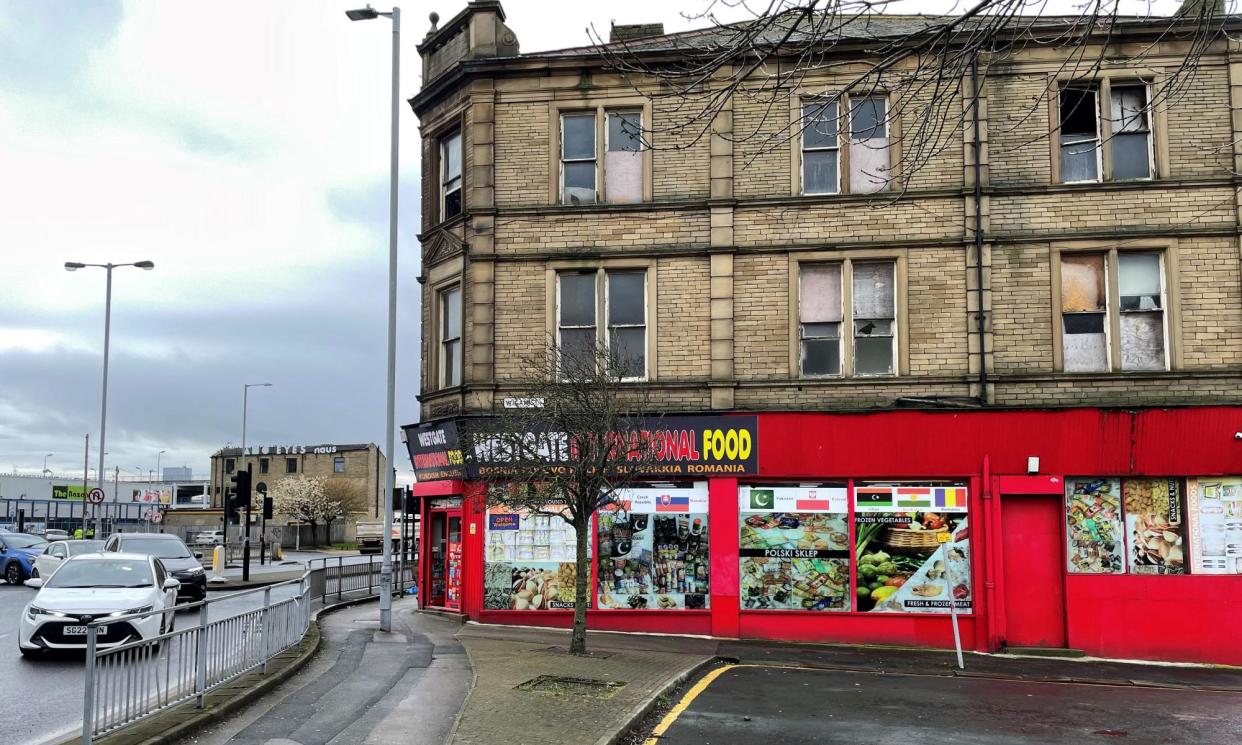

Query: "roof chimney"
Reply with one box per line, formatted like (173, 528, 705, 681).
(609, 23, 665, 44)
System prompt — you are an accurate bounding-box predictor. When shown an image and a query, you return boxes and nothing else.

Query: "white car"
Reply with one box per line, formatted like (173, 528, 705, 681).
(18, 553, 179, 657)
(195, 530, 225, 546)
(33, 539, 105, 579)
(44, 529, 71, 542)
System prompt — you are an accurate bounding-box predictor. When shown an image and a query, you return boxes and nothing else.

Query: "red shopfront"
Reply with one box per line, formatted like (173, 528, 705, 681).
(405, 407, 1242, 665)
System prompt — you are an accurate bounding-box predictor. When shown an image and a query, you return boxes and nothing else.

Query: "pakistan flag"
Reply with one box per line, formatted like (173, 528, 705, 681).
(748, 489, 774, 510)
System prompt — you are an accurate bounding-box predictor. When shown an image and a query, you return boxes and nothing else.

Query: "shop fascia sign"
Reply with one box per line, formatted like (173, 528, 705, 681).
(404, 415, 758, 482)
(238, 444, 341, 456)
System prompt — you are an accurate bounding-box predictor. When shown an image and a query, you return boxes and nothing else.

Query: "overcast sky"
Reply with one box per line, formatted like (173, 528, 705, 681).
(0, 0, 1187, 483)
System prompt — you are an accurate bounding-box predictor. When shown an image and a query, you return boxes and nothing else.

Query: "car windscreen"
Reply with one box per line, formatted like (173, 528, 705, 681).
(3, 534, 48, 549)
(67, 541, 106, 556)
(45, 559, 154, 589)
(120, 538, 191, 559)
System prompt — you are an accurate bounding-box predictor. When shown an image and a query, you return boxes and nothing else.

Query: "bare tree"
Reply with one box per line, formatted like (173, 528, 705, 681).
(591, 0, 1236, 189)
(459, 340, 660, 655)
(323, 480, 368, 546)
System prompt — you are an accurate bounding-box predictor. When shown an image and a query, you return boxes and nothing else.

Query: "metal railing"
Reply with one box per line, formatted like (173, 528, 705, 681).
(80, 556, 417, 744)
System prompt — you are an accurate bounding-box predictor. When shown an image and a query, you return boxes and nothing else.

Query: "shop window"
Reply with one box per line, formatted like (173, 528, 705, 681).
(333, 456, 346, 474)
(1065, 477, 1186, 575)
(483, 505, 583, 610)
(1058, 82, 1152, 183)
(849, 96, 890, 193)
(596, 485, 710, 610)
(439, 285, 462, 388)
(853, 484, 972, 613)
(259, 458, 269, 475)
(440, 130, 462, 219)
(801, 101, 840, 195)
(557, 270, 647, 380)
(1186, 477, 1242, 574)
(1059, 250, 1167, 373)
(739, 484, 850, 611)
(285, 457, 297, 474)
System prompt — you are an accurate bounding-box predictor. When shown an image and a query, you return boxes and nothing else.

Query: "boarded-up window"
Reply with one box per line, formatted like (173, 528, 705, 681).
(607, 271, 646, 379)
(1060, 86, 1099, 182)
(1061, 254, 1108, 372)
(799, 264, 842, 376)
(1109, 85, 1151, 181)
(802, 102, 839, 194)
(1118, 252, 1165, 371)
(561, 114, 596, 204)
(852, 262, 896, 375)
(558, 272, 597, 372)
(605, 112, 643, 204)
(849, 96, 889, 194)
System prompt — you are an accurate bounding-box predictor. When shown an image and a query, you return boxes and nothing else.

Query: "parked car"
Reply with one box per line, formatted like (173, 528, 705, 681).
(356, 521, 401, 554)
(43, 529, 71, 542)
(104, 533, 206, 601)
(0, 533, 48, 585)
(18, 553, 179, 657)
(33, 540, 105, 579)
(194, 530, 225, 546)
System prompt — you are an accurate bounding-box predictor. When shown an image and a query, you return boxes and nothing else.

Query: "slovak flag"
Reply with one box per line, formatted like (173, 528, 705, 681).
(655, 494, 690, 512)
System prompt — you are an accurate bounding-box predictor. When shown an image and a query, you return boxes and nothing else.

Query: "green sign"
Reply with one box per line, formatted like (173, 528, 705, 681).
(52, 484, 86, 501)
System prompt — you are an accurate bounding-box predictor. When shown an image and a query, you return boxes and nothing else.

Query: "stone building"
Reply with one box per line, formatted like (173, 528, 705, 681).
(401, 2, 1242, 665)
(208, 443, 387, 520)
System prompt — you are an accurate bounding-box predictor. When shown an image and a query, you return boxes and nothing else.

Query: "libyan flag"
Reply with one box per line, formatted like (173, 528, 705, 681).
(748, 489, 775, 510)
(856, 488, 894, 508)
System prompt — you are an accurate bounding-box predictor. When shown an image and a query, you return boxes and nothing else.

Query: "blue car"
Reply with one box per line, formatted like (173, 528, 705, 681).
(0, 533, 48, 585)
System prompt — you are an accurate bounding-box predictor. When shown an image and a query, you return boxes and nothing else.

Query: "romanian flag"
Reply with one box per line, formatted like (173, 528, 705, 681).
(934, 487, 967, 508)
(655, 494, 690, 512)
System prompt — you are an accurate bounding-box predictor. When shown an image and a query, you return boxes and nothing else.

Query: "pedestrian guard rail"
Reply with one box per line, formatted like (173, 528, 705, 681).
(80, 555, 416, 744)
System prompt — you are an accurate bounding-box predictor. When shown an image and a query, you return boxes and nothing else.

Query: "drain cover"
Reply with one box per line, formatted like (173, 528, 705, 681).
(516, 675, 626, 699)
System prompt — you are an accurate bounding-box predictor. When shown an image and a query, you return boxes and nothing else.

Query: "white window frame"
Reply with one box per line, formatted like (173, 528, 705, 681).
(555, 271, 598, 378)
(1117, 251, 1169, 372)
(560, 112, 598, 205)
(604, 270, 648, 382)
(850, 261, 898, 378)
(1105, 81, 1155, 182)
(795, 258, 899, 379)
(1059, 253, 1112, 373)
(440, 130, 462, 220)
(1058, 85, 1103, 184)
(800, 100, 841, 196)
(439, 285, 462, 388)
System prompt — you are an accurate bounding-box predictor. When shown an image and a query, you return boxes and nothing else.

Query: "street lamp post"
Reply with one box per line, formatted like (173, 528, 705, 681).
(241, 383, 272, 581)
(65, 259, 155, 538)
(43, 453, 53, 476)
(346, 2, 401, 634)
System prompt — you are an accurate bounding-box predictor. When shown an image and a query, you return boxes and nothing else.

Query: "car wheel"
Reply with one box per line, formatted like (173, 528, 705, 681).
(30, 566, 39, 579)
(4, 563, 23, 585)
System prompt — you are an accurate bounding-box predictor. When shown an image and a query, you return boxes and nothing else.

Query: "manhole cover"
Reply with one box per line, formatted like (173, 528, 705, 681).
(516, 675, 626, 699)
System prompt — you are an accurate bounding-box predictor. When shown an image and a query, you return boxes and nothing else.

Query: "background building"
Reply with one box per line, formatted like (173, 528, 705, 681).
(403, 2, 1242, 665)
(208, 443, 388, 520)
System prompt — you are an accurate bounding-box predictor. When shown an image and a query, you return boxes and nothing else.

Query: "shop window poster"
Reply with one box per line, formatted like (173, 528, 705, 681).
(738, 485, 850, 611)
(1187, 477, 1242, 575)
(854, 485, 972, 613)
(483, 506, 583, 610)
(1124, 478, 1185, 575)
(1065, 478, 1125, 574)
(597, 486, 710, 610)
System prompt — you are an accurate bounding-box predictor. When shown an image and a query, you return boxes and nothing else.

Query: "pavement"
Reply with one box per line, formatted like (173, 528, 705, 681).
(176, 597, 469, 745)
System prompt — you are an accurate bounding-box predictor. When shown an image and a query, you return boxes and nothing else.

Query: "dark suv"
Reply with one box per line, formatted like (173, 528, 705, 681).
(104, 533, 206, 601)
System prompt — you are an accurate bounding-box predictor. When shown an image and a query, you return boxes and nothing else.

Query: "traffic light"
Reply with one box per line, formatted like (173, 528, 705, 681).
(262, 496, 273, 520)
(230, 467, 252, 509)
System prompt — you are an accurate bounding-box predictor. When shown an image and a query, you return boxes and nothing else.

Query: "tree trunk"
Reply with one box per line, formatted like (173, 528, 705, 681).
(570, 513, 590, 655)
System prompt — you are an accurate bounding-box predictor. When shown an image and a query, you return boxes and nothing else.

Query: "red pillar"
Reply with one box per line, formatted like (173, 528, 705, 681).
(709, 477, 740, 638)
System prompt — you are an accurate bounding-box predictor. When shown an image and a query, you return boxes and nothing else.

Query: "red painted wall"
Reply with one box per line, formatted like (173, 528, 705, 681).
(430, 406, 1242, 665)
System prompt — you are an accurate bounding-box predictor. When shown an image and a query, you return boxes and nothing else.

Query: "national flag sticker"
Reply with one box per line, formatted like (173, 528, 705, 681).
(655, 494, 691, 512)
(748, 489, 775, 510)
(855, 487, 895, 511)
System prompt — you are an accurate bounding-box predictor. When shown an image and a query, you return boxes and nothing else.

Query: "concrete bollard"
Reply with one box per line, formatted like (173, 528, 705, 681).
(273, 542, 283, 561)
(212, 545, 225, 577)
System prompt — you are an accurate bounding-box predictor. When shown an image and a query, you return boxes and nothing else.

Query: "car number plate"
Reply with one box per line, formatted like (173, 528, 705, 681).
(64, 625, 106, 636)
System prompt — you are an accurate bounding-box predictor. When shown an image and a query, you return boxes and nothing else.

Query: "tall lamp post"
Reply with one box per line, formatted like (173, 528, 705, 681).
(240, 382, 272, 581)
(43, 453, 53, 476)
(345, 3, 400, 633)
(65, 259, 155, 537)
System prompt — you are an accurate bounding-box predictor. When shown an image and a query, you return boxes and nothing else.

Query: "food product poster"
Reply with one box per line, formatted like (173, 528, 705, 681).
(738, 486, 851, 611)
(1065, 478, 1125, 574)
(1187, 477, 1242, 575)
(483, 506, 586, 609)
(1124, 478, 1185, 575)
(597, 501, 710, 610)
(854, 486, 971, 613)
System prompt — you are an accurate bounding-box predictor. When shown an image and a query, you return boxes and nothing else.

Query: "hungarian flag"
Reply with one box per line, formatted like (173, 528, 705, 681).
(748, 489, 775, 510)
(655, 494, 690, 512)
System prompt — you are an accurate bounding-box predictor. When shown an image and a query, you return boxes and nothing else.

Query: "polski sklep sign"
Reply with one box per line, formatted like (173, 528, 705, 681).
(403, 415, 758, 482)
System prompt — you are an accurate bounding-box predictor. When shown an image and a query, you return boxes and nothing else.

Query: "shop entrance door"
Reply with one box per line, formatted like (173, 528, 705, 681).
(1001, 495, 1066, 648)
(426, 510, 462, 610)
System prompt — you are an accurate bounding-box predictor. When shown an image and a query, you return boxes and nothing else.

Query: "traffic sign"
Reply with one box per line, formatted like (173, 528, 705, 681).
(151, 510, 163, 525)
(87, 488, 106, 504)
